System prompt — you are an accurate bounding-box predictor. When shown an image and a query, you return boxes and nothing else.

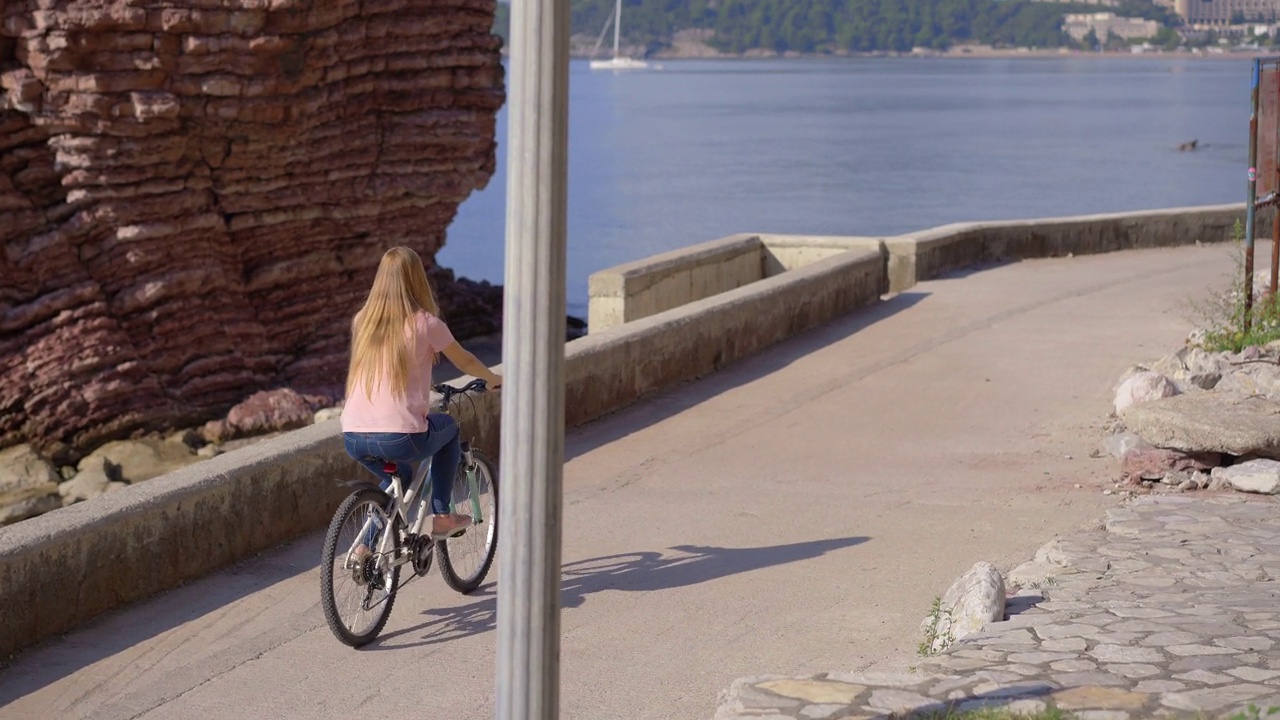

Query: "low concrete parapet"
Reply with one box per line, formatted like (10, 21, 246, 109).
(886, 203, 1261, 291)
(587, 233, 882, 333)
(590, 205, 1256, 333)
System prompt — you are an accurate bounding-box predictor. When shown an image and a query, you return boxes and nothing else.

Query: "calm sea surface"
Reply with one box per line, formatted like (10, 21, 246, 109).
(438, 57, 1251, 318)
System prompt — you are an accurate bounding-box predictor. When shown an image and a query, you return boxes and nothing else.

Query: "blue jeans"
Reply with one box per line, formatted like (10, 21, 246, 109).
(343, 413, 461, 515)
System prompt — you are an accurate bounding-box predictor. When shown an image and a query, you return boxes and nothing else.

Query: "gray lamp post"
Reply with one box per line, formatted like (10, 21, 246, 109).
(495, 0, 570, 713)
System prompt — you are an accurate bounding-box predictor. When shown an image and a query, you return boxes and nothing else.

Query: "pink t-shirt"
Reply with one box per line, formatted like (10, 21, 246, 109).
(340, 312, 456, 433)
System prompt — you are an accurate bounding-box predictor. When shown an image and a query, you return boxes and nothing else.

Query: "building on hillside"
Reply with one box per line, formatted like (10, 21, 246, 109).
(1175, 0, 1280, 25)
(1063, 12, 1161, 42)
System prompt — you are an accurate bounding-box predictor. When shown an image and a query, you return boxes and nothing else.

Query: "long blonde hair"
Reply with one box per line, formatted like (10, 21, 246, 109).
(347, 247, 442, 400)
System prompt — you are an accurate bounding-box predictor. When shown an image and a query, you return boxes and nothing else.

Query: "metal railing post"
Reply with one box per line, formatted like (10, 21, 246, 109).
(495, 0, 570, 710)
(1246, 57, 1260, 331)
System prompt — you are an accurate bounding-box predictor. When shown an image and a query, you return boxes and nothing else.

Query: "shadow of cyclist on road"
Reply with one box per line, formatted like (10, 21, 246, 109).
(374, 535, 869, 648)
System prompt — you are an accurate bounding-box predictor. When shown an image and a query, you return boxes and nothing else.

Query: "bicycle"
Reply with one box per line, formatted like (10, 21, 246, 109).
(319, 378, 499, 647)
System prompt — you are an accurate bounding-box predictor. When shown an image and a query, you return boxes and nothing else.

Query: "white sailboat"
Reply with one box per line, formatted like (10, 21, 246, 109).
(589, 0, 649, 70)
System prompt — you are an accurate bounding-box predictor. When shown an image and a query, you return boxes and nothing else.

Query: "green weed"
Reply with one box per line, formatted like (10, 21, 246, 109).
(1191, 220, 1280, 353)
(918, 596, 955, 657)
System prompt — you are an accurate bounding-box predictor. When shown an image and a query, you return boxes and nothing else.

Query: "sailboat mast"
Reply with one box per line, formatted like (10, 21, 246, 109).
(612, 0, 621, 58)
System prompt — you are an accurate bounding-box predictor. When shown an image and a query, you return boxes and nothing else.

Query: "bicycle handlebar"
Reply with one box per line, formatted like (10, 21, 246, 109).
(433, 378, 489, 408)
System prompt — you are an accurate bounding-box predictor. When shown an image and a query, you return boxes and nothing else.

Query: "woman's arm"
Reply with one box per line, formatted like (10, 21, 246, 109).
(441, 341, 503, 389)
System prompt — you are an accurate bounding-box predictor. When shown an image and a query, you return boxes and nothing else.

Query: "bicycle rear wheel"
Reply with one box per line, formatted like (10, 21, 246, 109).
(320, 487, 402, 647)
(438, 449, 499, 594)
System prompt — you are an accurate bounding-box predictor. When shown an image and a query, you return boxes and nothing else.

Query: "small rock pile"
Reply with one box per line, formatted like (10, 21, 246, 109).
(1107, 340, 1280, 496)
(0, 436, 197, 525)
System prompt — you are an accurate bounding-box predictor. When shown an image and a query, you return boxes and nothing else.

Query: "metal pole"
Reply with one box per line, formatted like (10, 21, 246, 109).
(495, 0, 569, 709)
(1271, 62, 1279, 299)
(1246, 58, 1260, 331)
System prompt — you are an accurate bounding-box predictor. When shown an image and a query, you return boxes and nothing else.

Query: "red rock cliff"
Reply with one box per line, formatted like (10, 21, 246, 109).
(0, 0, 504, 464)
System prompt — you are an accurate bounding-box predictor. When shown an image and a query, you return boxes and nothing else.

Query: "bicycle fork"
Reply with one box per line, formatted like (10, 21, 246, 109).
(460, 442, 485, 526)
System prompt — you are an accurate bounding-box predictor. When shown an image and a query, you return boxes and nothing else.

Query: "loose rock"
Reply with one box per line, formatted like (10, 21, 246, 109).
(1151, 346, 1225, 392)
(1120, 446, 1219, 485)
(1120, 392, 1280, 458)
(0, 488, 61, 526)
(1104, 433, 1149, 460)
(1114, 372, 1179, 415)
(76, 438, 197, 484)
(0, 444, 59, 494)
(923, 561, 1006, 654)
(1215, 363, 1280, 399)
(1210, 460, 1280, 495)
(203, 389, 327, 444)
(314, 407, 343, 424)
(0, 444, 63, 525)
(58, 469, 122, 505)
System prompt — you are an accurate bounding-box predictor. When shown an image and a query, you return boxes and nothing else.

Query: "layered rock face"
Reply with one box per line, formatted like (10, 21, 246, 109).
(0, 0, 504, 464)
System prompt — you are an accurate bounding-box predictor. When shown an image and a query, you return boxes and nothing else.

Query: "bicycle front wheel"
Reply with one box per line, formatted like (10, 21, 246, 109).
(438, 449, 499, 594)
(320, 487, 402, 647)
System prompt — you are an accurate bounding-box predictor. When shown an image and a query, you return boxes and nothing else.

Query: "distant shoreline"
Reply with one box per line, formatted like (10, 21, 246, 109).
(556, 44, 1267, 62)
(644, 49, 1259, 61)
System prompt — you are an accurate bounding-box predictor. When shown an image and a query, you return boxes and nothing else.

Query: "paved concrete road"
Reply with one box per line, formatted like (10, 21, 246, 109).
(0, 244, 1239, 720)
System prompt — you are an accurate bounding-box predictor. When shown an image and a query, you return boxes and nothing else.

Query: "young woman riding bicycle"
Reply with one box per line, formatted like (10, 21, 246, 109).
(340, 247, 503, 544)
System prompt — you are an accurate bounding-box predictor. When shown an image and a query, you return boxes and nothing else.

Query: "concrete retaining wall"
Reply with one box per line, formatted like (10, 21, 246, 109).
(0, 203, 1255, 659)
(885, 204, 1264, 292)
(587, 234, 766, 332)
(587, 233, 883, 333)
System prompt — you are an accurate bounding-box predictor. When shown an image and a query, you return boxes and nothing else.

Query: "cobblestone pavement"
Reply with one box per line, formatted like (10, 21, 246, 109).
(716, 495, 1280, 719)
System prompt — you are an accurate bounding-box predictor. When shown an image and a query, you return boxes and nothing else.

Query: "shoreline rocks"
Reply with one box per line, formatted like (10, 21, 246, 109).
(1107, 339, 1280, 495)
(0, 444, 62, 525)
(201, 388, 331, 444)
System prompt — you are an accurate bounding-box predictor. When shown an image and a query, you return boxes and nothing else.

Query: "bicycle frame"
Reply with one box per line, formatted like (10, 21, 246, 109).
(343, 440, 486, 579)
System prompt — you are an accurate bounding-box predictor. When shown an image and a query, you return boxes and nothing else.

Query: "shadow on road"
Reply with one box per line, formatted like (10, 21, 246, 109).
(373, 535, 869, 649)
